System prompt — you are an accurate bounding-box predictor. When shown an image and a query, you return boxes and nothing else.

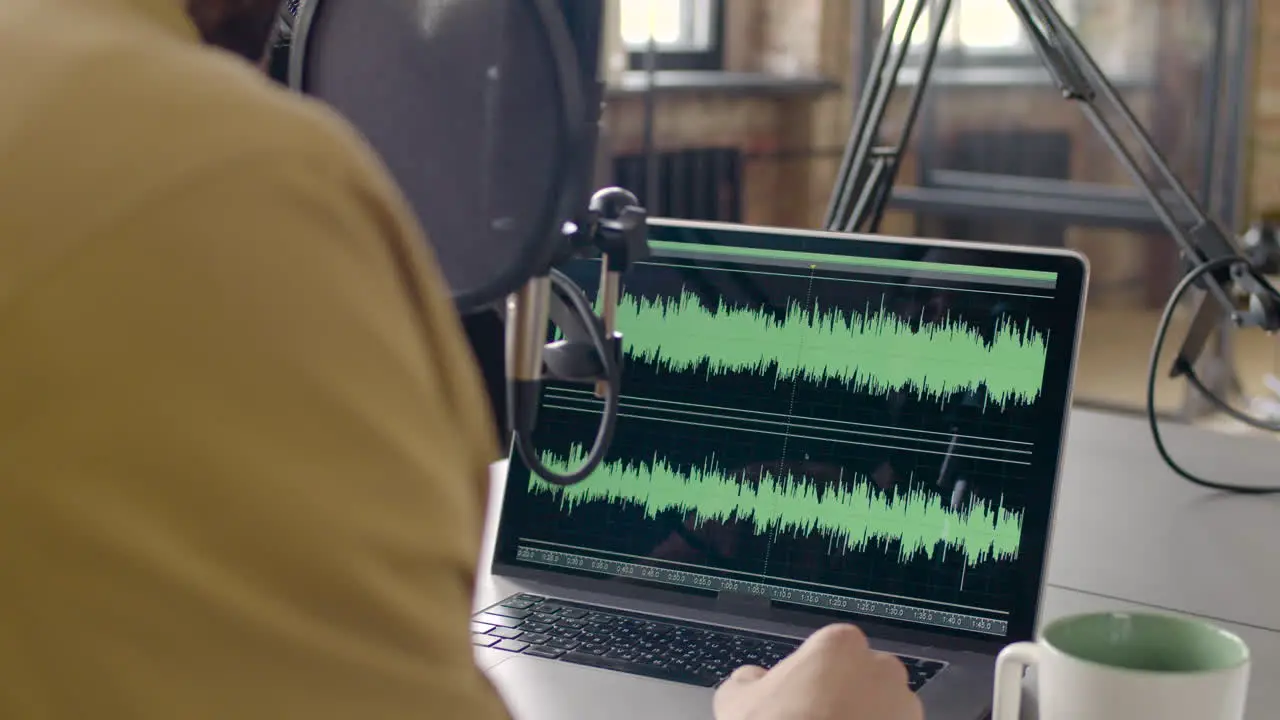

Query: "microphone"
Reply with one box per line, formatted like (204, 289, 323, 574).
(505, 276, 551, 440)
(509, 187, 648, 487)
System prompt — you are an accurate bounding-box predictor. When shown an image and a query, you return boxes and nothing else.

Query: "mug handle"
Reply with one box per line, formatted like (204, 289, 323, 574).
(992, 641, 1042, 720)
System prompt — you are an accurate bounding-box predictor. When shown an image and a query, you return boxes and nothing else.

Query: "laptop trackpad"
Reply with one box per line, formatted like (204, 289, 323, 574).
(487, 655, 715, 720)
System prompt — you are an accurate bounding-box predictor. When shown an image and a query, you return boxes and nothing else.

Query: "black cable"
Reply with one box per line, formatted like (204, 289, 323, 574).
(1147, 257, 1280, 494)
(512, 268, 621, 486)
(1180, 264, 1280, 434)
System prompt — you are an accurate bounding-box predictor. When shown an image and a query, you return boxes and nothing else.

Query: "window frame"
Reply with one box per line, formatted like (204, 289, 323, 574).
(885, 0, 1080, 69)
(624, 0, 725, 72)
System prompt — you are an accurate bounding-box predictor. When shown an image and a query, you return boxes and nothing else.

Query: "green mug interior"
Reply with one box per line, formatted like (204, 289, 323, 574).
(1042, 612, 1249, 673)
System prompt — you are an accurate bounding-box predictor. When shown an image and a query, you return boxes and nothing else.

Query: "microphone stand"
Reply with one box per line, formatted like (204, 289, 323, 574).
(825, 0, 1280, 395)
(505, 0, 652, 486)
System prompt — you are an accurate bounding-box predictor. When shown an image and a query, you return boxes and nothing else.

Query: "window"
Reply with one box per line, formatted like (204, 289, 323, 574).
(620, 0, 723, 71)
(884, 0, 1078, 60)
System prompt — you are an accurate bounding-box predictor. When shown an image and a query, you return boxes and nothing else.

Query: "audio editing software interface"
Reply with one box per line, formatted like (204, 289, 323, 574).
(498, 228, 1078, 640)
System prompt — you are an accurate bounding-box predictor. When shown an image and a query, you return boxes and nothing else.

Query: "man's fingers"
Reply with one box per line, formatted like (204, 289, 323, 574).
(805, 623, 869, 654)
(901, 692, 926, 720)
(871, 651, 909, 687)
(712, 665, 768, 719)
(723, 664, 767, 686)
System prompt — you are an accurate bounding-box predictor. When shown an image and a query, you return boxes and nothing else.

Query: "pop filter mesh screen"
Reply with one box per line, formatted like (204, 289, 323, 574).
(298, 0, 569, 312)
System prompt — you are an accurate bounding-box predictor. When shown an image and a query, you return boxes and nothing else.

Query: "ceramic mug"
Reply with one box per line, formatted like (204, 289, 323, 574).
(992, 611, 1250, 720)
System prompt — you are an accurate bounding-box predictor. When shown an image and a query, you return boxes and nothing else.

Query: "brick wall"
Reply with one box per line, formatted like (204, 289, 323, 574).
(605, 0, 1236, 306)
(600, 0, 841, 229)
(1252, 0, 1280, 214)
(603, 93, 785, 228)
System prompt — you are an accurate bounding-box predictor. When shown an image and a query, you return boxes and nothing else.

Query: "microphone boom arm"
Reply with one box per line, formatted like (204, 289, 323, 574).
(827, 0, 1280, 380)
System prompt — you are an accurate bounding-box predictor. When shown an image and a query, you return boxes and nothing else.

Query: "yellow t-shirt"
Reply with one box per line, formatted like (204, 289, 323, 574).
(0, 0, 507, 717)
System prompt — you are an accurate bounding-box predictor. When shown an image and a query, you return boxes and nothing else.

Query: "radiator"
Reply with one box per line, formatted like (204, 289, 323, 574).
(928, 129, 1073, 247)
(612, 148, 743, 222)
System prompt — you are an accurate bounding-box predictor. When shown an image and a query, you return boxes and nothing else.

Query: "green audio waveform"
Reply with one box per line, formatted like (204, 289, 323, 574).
(532, 446, 1023, 568)
(618, 288, 1048, 408)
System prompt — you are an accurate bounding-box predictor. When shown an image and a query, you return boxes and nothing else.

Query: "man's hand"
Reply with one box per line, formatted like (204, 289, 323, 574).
(714, 624, 924, 720)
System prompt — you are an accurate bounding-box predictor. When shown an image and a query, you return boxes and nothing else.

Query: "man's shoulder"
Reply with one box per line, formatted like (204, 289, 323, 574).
(0, 12, 409, 308)
(6, 7, 386, 205)
(100, 40, 381, 188)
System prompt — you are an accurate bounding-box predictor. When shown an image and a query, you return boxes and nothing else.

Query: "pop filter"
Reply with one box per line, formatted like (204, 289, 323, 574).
(286, 0, 652, 486)
(289, 0, 584, 314)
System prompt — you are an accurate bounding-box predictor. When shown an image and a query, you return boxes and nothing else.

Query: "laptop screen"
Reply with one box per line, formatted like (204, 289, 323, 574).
(494, 220, 1087, 644)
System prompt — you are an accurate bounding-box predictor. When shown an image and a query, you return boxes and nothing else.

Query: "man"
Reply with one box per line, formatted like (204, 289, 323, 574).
(0, 1, 921, 718)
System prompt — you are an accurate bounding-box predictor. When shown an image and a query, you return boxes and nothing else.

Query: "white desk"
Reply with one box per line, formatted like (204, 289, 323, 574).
(479, 408, 1280, 718)
(1046, 410, 1280, 629)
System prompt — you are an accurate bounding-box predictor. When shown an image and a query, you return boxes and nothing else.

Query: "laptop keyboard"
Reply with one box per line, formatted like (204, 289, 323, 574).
(472, 593, 947, 691)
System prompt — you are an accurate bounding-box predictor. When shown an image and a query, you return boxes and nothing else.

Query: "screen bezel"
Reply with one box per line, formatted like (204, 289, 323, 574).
(492, 218, 1089, 653)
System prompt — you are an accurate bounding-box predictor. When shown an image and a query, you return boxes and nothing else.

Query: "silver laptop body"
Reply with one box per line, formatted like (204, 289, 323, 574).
(474, 220, 1089, 720)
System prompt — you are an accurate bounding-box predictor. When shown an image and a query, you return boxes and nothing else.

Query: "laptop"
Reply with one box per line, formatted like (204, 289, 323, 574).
(473, 219, 1088, 720)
